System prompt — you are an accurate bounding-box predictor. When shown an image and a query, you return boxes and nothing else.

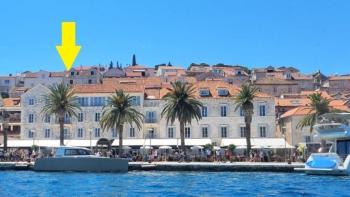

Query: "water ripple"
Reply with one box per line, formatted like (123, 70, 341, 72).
(0, 171, 349, 197)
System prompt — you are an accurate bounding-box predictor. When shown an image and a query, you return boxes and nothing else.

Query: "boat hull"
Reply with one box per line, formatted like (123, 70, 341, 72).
(294, 168, 348, 176)
(33, 157, 128, 172)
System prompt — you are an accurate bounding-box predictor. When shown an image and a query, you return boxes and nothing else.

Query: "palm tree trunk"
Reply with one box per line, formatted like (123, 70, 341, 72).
(180, 121, 186, 157)
(245, 115, 252, 157)
(59, 116, 64, 146)
(118, 125, 123, 157)
(3, 125, 8, 153)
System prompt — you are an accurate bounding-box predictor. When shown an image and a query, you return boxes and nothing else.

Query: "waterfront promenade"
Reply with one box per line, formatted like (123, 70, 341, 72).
(0, 161, 304, 172)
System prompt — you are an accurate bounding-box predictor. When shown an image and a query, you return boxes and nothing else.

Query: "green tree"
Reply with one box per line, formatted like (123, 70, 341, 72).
(161, 81, 203, 157)
(0, 109, 9, 153)
(109, 61, 114, 69)
(297, 93, 330, 152)
(132, 54, 137, 66)
(100, 90, 143, 156)
(41, 83, 81, 146)
(233, 83, 258, 156)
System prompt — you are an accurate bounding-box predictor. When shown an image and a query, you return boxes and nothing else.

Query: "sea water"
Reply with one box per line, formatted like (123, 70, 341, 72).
(0, 171, 349, 196)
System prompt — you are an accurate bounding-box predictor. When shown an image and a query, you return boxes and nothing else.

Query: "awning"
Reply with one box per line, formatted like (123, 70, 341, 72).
(112, 138, 212, 146)
(0, 140, 98, 148)
(2, 138, 213, 148)
(220, 138, 294, 149)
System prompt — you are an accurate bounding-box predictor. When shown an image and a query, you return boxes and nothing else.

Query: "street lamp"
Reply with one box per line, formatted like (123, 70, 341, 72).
(89, 129, 93, 151)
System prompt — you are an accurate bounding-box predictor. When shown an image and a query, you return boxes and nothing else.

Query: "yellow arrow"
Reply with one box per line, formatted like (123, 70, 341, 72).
(56, 22, 81, 71)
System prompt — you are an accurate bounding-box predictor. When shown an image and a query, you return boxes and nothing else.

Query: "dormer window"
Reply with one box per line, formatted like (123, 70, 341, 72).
(284, 73, 291, 79)
(199, 89, 210, 97)
(217, 88, 229, 96)
(71, 71, 74, 76)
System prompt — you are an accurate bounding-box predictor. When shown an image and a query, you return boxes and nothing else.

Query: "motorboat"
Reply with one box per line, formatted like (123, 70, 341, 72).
(295, 153, 350, 175)
(33, 146, 128, 172)
(295, 113, 350, 176)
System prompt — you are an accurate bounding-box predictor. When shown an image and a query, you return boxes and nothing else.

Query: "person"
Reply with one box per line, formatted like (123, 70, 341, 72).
(259, 151, 263, 162)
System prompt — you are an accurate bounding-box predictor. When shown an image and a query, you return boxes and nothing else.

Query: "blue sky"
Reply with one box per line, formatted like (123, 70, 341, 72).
(0, 0, 349, 75)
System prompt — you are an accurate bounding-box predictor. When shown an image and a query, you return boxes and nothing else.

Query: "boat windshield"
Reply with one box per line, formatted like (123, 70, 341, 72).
(64, 148, 93, 156)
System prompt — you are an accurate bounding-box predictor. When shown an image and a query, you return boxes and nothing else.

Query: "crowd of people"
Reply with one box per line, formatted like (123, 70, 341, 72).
(0, 149, 37, 162)
(0, 147, 300, 163)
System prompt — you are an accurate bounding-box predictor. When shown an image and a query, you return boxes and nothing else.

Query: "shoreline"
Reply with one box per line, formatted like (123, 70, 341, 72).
(0, 161, 304, 172)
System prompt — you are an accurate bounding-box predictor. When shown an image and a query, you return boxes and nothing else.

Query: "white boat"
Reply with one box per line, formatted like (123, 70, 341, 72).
(295, 113, 350, 175)
(33, 146, 128, 172)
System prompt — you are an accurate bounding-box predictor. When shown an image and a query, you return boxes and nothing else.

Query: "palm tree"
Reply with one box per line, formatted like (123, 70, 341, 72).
(297, 93, 330, 152)
(0, 109, 9, 153)
(41, 83, 81, 146)
(100, 90, 143, 156)
(233, 83, 258, 157)
(161, 81, 203, 157)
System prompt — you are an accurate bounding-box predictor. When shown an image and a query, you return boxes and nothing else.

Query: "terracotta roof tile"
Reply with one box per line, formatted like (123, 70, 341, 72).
(2, 98, 21, 107)
(280, 106, 313, 118)
(255, 77, 298, 85)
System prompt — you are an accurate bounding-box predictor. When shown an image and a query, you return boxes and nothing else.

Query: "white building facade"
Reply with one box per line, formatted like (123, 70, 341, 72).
(20, 83, 276, 147)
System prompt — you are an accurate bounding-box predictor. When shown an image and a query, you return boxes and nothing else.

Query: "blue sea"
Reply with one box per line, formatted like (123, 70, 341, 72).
(0, 171, 349, 197)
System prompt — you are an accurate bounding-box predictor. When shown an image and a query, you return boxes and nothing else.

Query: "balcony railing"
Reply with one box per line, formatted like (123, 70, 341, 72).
(145, 118, 157, 123)
(143, 100, 160, 107)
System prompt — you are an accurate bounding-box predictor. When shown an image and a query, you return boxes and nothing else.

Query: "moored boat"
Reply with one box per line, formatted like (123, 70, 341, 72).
(295, 113, 350, 176)
(33, 146, 128, 172)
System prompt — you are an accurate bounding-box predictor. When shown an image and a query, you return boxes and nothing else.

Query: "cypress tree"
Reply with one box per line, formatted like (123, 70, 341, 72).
(132, 54, 137, 66)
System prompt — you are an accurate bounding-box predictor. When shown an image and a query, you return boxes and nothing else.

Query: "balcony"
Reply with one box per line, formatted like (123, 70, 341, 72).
(145, 118, 157, 123)
(143, 100, 160, 107)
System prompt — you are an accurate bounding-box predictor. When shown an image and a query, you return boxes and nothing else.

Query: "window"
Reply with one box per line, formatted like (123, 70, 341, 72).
(185, 127, 191, 138)
(130, 96, 141, 106)
(129, 127, 135, 138)
(28, 114, 34, 123)
(64, 114, 71, 124)
(88, 79, 92, 84)
(64, 128, 70, 139)
(76, 72, 80, 76)
(95, 113, 100, 122)
(221, 126, 228, 138)
(90, 97, 106, 106)
(273, 87, 277, 93)
(69, 80, 73, 85)
(70, 71, 74, 76)
(240, 107, 245, 117)
(146, 111, 156, 123)
(4, 80, 10, 84)
(260, 126, 267, 137)
(29, 98, 34, 105)
(94, 128, 100, 138)
(91, 71, 95, 75)
(217, 88, 229, 96)
(305, 136, 311, 143)
(240, 126, 246, 138)
(44, 114, 50, 123)
(202, 106, 208, 117)
(77, 128, 84, 138)
(168, 127, 174, 138)
(220, 105, 227, 117)
(44, 129, 50, 138)
(78, 97, 89, 107)
(259, 105, 266, 116)
(28, 130, 34, 138)
(202, 127, 208, 138)
(111, 128, 117, 138)
(199, 89, 210, 97)
(78, 113, 84, 122)
(288, 87, 292, 93)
